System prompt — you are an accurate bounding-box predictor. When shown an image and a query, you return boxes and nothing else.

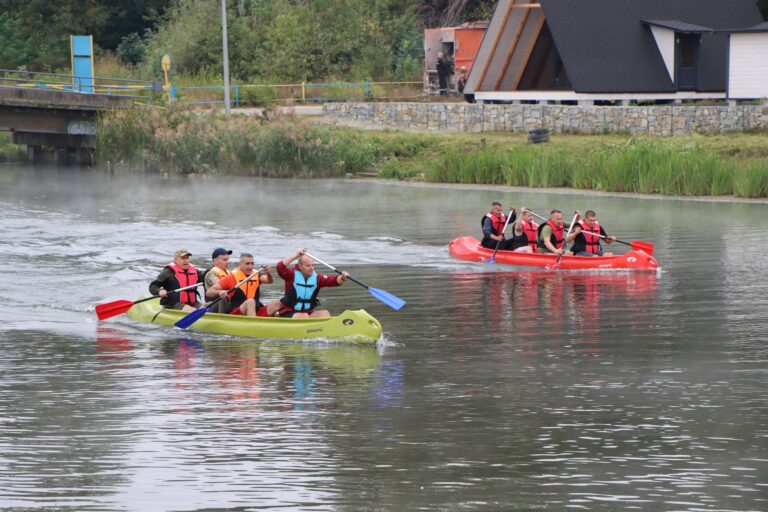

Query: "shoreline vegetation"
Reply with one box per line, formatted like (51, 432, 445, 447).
(97, 107, 768, 198)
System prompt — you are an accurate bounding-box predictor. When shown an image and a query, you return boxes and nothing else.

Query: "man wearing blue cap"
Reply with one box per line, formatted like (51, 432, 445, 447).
(204, 248, 233, 313)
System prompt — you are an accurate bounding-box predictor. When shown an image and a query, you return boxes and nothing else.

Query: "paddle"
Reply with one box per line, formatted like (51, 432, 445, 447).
(174, 267, 264, 329)
(590, 232, 654, 255)
(549, 212, 579, 271)
(485, 207, 515, 264)
(303, 252, 406, 311)
(96, 283, 203, 321)
(528, 210, 654, 255)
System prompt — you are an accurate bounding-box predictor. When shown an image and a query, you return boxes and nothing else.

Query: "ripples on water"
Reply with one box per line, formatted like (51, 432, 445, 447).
(0, 169, 766, 511)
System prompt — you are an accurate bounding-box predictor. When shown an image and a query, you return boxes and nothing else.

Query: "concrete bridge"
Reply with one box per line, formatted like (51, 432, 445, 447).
(0, 71, 155, 165)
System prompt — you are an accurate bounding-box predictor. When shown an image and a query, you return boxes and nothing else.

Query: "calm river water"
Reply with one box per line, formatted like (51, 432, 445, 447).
(0, 166, 766, 511)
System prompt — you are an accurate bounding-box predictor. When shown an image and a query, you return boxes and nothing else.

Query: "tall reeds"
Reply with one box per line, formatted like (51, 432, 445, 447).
(97, 107, 376, 177)
(425, 139, 768, 198)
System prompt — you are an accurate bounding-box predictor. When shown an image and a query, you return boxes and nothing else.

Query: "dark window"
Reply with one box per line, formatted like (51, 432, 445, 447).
(679, 34, 697, 68)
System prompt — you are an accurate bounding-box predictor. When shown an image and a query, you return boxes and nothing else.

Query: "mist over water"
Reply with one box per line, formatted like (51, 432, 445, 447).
(0, 166, 766, 511)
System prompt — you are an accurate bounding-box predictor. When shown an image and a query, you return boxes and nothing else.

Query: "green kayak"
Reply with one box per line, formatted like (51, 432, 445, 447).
(126, 298, 382, 343)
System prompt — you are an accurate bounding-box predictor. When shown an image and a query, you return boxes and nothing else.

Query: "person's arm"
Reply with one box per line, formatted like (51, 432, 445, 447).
(541, 225, 559, 254)
(317, 271, 348, 288)
(482, 217, 494, 239)
(259, 264, 274, 284)
(280, 248, 305, 268)
(208, 274, 235, 299)
(149, 267, 173, 297)
(566, 224, 582, 243)
(601, 226, 615, 244)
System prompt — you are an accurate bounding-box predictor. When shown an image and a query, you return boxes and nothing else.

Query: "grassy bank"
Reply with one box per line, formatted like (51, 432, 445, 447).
(0, 133, 25, 162)
(97, 107, 768, 198)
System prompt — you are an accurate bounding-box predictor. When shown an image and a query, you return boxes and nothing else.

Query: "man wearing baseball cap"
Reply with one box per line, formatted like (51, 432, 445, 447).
(203, 248, 233, 313)
(149, 249, 203, 312)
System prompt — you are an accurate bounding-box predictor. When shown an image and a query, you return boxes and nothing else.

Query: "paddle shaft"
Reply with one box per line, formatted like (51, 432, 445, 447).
(95, 282, 204, 320)
(303, 252, 367, 289)
(552, 212, 579, 269)
(302, 252, 406, 311)
(488, 208, 515, 262)
(205, 265, 266, 308)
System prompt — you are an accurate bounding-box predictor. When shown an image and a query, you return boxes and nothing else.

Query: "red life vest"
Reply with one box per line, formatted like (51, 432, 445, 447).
(521, 220, 539, 253)
(579, 220, 602, 254)
(539, 220, 564, 249)
(482, 213, 507, 236)
(169, 262, 198, 304)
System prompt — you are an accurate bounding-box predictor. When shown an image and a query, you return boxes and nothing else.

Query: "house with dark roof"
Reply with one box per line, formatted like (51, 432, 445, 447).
(464, 0, 767, 103)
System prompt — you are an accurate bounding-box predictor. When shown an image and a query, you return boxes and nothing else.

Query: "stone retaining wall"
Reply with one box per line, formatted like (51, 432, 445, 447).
(322, 102, 768, 135)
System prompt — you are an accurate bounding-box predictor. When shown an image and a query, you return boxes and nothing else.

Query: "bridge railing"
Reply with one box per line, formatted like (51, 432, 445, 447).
(175, 81, 424, 106)
(0, 69, 157, 98)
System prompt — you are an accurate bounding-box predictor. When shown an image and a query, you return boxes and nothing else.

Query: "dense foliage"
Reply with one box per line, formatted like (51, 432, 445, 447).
(2, 0, 767, 81)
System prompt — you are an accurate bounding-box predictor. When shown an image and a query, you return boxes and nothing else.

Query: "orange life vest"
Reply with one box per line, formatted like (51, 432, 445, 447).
(230, 267, 260, 301)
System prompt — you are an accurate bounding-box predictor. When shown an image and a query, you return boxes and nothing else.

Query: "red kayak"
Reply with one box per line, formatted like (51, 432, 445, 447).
(449, 236, 659, 271)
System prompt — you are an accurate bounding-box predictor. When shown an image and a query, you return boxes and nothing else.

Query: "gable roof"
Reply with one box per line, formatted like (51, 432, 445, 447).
(643, 19, 714, 33)
(539, 0, 763, 93)
(726, 21, 768, 33)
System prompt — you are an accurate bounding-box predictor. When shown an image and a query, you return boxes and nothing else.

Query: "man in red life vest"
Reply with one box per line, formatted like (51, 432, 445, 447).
(538, 209, 581, 255)
(571, 210, 616, 256)
(267, 248, 349, 318)
(507, 207, 537, 253)
(207, 253, 273, 316)
(149, 248, 202, 312)
(481, 201, 516, 249)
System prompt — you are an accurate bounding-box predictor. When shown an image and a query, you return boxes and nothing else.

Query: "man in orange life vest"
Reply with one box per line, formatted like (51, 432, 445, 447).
(538, 209, 581, 255)
(571, 210, 615, 256)
(507, 207, 537, 253)
(207, 253, 273, 316)
(149, 248, 203, 312)
(204, 247, 233, 313)
(270, 248, 349, 318)
(481, 201, 517, 249)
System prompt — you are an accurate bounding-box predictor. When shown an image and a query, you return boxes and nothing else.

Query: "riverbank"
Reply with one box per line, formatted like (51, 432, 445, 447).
(0, 133, 24, 162)
(97, 107, 768, 198)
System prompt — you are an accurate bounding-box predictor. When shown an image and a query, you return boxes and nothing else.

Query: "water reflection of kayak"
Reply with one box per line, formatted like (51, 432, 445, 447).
(126, 299, 382, 343)
(449, 236, 658, 271)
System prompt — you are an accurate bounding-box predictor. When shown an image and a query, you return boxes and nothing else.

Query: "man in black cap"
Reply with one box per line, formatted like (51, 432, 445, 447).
(204, 247, 233, 313)
(149, 248, 203, 312)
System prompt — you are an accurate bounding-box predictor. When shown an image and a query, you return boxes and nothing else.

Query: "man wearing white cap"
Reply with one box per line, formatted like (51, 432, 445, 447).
(149, 248, 202, 312)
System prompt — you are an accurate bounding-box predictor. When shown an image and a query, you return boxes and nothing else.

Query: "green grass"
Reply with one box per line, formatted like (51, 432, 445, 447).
(0, 132, 24, 162)
(96, 108, 768, 198)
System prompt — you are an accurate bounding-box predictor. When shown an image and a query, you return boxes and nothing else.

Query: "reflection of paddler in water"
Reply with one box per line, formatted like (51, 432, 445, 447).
(95, 326, 132, 363)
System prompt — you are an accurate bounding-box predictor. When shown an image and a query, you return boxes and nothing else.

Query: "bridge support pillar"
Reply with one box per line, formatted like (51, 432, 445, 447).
(13, 132, 94, 167)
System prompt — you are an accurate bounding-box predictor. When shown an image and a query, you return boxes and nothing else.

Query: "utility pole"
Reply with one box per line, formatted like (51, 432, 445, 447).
(221, 0, 231, 114)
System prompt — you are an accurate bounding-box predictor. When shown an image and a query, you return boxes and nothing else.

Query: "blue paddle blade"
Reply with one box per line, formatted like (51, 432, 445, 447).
(485, 257, 495, 264)
(174, 306, 210, 329)
(369, 287, 406, 310)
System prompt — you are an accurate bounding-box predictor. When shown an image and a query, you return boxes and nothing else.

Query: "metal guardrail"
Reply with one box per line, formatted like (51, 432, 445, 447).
(175, 81, 424, 106)
(0, 69, 157, 97)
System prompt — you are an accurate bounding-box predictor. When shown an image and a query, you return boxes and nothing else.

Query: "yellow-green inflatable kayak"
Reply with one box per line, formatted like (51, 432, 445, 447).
(126, 298, 382, 343)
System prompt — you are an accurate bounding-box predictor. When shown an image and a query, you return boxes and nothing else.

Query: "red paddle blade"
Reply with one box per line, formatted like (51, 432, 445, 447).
(630, 241, 654, 255)
(95, 300, 135, 321)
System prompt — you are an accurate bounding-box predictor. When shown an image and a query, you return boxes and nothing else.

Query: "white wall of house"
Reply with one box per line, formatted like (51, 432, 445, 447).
(650, 26, 675, 82)
(728, 33, 768, 99)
